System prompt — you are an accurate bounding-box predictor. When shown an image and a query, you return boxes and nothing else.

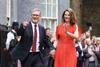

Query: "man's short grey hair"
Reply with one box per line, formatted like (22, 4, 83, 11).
(31, 8, 41, 13)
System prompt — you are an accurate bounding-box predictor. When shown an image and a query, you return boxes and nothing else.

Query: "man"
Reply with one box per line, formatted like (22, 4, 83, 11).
(75, 38, 84, 67)
(45, 28, 54, 67)
(93, 37, 100, 67)
(6, 22, 19, 51)
(0, 24, 10, 67)
(4, 22, 19, 67)
(11, 8, 54, 67)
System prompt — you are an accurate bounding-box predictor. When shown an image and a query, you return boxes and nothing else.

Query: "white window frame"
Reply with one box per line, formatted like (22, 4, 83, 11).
(40, 0, 58, 32)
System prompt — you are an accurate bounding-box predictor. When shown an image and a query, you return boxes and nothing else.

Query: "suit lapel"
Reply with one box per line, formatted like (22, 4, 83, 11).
(39, 25, 42, 42)
(28, 22, 33, 43)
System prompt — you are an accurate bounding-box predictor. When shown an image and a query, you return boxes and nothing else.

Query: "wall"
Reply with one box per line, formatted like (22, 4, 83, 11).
(0, 0, 6, 25)
(71, 0, 100, 36)
(82, 0, 100, 36)
(58, 0, 70, 23)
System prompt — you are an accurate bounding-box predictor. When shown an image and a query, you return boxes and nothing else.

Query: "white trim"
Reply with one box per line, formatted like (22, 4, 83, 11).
(40, 0, 58, 32)
(6, 0, 11, 26)
(46, 0, 47, 17)
(41, 17, 57, 20)
(56, 0, 58, 25)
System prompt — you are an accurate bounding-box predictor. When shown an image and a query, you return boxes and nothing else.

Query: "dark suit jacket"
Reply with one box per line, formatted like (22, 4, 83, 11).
(11, 22, 53, 61)
(94, 51, 100, 63)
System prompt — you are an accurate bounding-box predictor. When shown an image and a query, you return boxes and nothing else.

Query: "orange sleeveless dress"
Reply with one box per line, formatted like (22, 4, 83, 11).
(54, 23, 77, 67)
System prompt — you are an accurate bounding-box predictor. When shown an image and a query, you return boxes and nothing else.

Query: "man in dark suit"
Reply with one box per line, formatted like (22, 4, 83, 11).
(11, 8, 54, 67)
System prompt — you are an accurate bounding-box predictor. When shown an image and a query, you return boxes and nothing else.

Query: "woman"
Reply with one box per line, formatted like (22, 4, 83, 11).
(54, 8, 79, 67)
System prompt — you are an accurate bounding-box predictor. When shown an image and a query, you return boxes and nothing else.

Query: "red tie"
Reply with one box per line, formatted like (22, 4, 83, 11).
(32, 24, 37, 52)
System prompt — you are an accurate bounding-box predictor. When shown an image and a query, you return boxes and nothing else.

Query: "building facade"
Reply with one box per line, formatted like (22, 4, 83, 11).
(1, 0, 100, 36)
(0, 0, 70, 32)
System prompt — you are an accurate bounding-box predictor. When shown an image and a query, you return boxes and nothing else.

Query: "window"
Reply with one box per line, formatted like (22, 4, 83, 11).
(40, 0, 58, 32)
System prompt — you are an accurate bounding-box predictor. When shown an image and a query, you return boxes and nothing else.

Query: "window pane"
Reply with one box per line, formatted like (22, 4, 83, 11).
(47, 0, 51, 4)
(47, 4, 51, 17)
(52, 5, 56, 17)
(53, 0, 56, 4)
(40, 19, 44, 26)
(51, 20, 55, 32)
(40, 4, 46, 17)
(41, 19, 47, 28)
(46, 20, 51, 28)
(40, 0, 46, 4)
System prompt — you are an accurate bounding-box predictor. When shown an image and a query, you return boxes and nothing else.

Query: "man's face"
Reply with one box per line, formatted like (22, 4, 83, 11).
(31, 10, 40, 24)
(46, 29, 51, 36)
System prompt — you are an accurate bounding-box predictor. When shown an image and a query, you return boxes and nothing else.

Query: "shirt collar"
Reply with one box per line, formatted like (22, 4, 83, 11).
(31, 21, 39, 27)
(12, 29, 16, 33)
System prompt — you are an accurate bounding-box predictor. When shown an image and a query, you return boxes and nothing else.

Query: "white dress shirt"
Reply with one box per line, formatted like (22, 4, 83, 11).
(88, 45, 95, 61)
(75, 41, 83, 57)
(30, 22, 40, 52)
(6, 29, 16, 50)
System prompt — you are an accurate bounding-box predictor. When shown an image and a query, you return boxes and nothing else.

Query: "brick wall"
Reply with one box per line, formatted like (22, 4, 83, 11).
(71, 0, 100, 36)
(82, 0, 100, 36)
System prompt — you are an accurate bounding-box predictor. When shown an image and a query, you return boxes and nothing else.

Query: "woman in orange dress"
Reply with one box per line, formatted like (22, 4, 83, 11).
(54, 8, 79, 67)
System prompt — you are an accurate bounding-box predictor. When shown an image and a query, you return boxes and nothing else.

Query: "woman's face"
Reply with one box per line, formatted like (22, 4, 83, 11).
(64, 11, 71, 23)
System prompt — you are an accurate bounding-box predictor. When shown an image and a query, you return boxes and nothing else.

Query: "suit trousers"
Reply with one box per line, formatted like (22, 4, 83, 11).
(47, 56, 54, 67)
(88, 61, 95, 67)
(21, 52, 44, 67)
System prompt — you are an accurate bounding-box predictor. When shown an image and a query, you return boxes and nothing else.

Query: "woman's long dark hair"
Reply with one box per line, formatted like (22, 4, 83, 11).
(61, 8, 76, 26)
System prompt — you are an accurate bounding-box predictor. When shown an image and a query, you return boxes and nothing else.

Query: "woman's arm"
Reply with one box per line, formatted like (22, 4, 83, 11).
(65, 24, 79, 39)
